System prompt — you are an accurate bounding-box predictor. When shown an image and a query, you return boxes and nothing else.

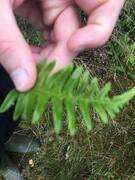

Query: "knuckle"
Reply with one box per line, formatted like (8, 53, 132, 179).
(41, 0, 74, 26)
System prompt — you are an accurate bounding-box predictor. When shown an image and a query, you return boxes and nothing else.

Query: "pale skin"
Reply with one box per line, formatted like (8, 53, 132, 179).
(0, 0, 126, 91)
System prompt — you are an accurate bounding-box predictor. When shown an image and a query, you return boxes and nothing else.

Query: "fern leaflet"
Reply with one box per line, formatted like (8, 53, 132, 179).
(0, 59, 135, 135)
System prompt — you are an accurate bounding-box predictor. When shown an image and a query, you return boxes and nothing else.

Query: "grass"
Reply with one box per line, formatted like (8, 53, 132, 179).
(13, 1, 135, 179)
(105, 0, 135, 79)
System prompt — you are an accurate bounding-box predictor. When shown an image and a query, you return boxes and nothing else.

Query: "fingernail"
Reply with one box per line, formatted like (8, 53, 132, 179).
(10, 68, 29, 91)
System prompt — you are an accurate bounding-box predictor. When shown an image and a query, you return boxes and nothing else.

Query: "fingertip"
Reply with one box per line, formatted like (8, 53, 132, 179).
(0, 0, 37, 92)
(10, 64, 37, 92)
(68, 25, 109, 53)
(67, 30, 86, 53)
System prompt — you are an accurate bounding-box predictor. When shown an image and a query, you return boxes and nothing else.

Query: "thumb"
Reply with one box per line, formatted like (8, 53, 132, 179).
(0, 1, 37, 92)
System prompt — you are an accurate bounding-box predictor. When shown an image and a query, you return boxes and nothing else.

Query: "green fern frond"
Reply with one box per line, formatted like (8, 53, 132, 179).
(0, 59, 135, 136)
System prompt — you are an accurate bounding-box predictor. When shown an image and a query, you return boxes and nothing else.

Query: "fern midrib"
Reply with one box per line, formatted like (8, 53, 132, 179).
(35, 88, 111, 106)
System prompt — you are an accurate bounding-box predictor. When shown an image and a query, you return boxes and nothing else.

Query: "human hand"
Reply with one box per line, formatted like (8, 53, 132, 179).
(42, 0, 125, 52)
(0, 0, 79, 91)
(68, 0, 126, 52)
(0, 0, 125, 92)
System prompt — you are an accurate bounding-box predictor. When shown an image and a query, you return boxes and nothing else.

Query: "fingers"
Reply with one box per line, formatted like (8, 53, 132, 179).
(74, 0, 109, 14)
(16, 0, 74, 29)
(32, 6, 79, 72)
(46, 6, 79, 72)
(49, 43, 78, 73)
(46, 6, 79, 71)
(39, 0, 74, 27)
(0, 1, 36, 91)
(68, 0, 126, 52)
(15, 0, 44, 30)
(31, 43, 55, 63)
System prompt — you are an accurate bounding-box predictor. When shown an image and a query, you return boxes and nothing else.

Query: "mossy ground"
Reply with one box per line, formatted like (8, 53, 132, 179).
(10, 1, 135, 179)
